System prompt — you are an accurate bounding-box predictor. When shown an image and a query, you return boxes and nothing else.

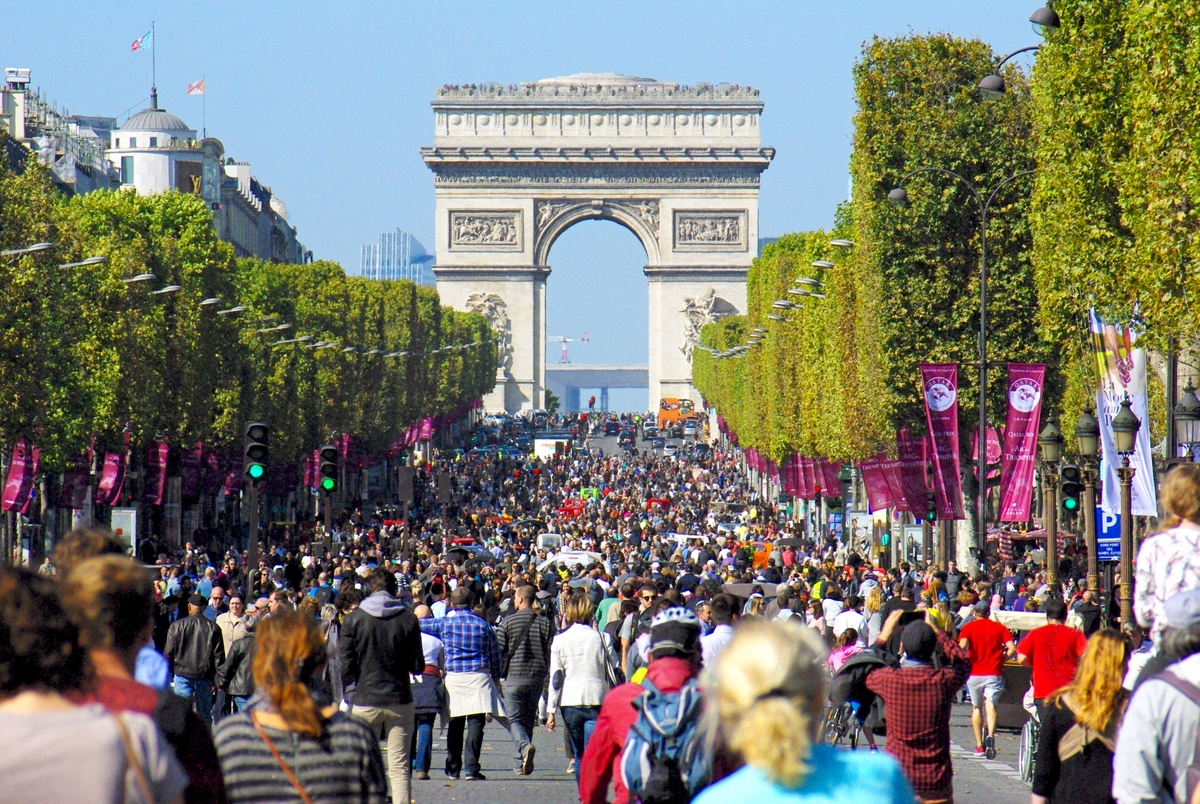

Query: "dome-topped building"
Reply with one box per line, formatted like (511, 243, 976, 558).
(107, 87, 202, 195)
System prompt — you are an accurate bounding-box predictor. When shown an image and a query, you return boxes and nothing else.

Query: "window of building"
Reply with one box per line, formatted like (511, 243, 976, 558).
(121, 156, 134, 185)
(149, 137, 157, 147)
(113, 137, 119, 148)
(129, 137, 137, 148)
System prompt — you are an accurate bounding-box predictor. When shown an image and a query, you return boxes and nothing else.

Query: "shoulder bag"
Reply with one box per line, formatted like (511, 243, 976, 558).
(252, 712, 315, 804)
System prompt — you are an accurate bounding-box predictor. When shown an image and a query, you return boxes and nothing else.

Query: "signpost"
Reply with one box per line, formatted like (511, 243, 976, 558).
(1096, 507, 1121, 562)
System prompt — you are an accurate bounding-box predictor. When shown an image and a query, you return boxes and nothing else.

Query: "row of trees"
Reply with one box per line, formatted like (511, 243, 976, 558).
(0, 151, 497, 473)
(701, 7, 1198, 475)
(696, 34, 1052, 465)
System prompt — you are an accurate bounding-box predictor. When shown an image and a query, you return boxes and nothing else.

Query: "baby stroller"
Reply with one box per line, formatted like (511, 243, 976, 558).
(825, 647, 896, 749)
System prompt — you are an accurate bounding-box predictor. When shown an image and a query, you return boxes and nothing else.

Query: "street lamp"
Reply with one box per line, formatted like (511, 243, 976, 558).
(890, 167, 1035, 561)
(1038, 417, 1064, 592)
(217, 305, 248, 316)
(1173, 380, 1200, 460)
(977, 45, 1042, 101)
(1030, 5, 1061, 37)
(0, 242, 54, 257)
(59, 256, 109, 268)
(150, 285, 183, 296)
(122, 273, 157, 284)
(830, 239, 854, 249)
(1111, 395, 1141, 626)
(1075, 405, 1101, 592)
(199, 297, 223, 307)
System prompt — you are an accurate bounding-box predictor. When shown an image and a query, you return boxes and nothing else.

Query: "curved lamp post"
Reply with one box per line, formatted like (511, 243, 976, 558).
(1038, 416, 1064, 591)
(1174, 380, 1200, 460)
(890, 167, 1035, 561)
(977, 45, 1042, 100)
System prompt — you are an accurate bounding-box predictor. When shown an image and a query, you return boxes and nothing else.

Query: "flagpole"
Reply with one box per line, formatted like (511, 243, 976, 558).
(151, 20, 156, 102)
(203, 75, 206, 138)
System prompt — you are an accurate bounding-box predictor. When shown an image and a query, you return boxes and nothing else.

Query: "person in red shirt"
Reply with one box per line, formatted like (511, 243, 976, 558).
(1016, 598, 1087, 718)
(579, 607, 703, 804)
(957, 600, 1016, 758)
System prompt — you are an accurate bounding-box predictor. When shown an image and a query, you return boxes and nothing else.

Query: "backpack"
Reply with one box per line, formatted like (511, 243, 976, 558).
(619, 676, 711, 804)
(1152, 672, 1200, 804)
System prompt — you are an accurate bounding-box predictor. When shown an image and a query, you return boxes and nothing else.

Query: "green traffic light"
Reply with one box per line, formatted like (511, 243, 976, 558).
(1063, 497, 1079, 511)
(321, 477, 336, 491)
(248, 463, 265, 479)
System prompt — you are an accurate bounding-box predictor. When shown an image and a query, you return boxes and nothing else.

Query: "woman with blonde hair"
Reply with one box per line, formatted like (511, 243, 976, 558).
(1031, 628, 1128, 804)
(864, 585, 884, 643)
(695, 619, 912, 804)
(1135, 462, 1200, 648)
(214, 609, 387, 804)
(547, 589, 613, 785)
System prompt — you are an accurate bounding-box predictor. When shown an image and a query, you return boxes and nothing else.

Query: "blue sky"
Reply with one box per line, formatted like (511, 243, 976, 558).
(6, 1, 1038, 410)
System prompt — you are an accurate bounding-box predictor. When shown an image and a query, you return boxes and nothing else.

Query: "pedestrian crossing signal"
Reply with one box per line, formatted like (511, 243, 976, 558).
(319, 444, 338, 494)
(1060, 463, 1082, 514)
(245, 422, 269, 480)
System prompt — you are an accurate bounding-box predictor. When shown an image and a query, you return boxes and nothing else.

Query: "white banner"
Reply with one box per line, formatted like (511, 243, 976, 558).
(1091, 310, 1157, 515)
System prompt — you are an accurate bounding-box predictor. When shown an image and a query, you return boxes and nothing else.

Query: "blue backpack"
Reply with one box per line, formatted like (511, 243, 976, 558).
(619, 676, 711, 804)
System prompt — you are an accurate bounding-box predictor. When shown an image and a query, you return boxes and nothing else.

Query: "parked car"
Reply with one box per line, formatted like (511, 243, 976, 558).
(663, 442, 679, 457)
(682, 420, 698, 437)
(604, 420, 621, 436)
(652, 436, 666, 450)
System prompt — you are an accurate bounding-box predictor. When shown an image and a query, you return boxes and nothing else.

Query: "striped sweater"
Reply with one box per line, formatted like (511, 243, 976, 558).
(213, 712, 386, 804)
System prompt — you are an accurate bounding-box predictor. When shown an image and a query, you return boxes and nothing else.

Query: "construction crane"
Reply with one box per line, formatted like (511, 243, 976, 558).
(547, 331, 589, 363)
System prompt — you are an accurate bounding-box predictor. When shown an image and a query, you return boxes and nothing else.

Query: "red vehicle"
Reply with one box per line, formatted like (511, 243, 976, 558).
(646, 498, 671, 511)
(558, 500, 585, 519)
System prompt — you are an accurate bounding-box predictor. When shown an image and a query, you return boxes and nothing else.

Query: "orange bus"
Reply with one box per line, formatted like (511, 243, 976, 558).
(657, 398, 696, 429)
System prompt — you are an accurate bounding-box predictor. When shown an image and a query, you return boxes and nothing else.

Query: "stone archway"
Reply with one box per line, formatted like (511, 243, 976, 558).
(422, 73, 773, 412)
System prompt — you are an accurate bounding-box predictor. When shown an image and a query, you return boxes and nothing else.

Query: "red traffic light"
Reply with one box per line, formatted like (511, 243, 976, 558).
(513, 471, 521, 478)
(533, 468, 541, 475)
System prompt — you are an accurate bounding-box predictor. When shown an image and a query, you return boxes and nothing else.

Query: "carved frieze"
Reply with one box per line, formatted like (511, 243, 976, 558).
(680, 289, 738, 362)
(449, 210, 523, 251)
(430, 164, 765, 189)
(673, 210, 748, 252)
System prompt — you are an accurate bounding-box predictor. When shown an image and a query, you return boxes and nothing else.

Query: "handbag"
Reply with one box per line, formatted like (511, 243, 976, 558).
(601, 631, 625, 688)
(252, 713, 316, 804)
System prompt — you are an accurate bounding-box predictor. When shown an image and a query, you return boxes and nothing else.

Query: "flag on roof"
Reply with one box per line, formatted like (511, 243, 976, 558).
(131, 30, 152, 51)
(187, 79, 205, 95)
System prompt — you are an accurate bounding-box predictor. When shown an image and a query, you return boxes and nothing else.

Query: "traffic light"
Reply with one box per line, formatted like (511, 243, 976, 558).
(1060, 463, 1082, 514)
(244, 422, 269, 480)
(926, 491, 938, 523)
(319, 444, 338, 493)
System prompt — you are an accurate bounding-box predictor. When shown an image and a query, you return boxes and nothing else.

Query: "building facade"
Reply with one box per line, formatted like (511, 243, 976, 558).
(1, 71, 308, 264)
(359, 230, 435, 285)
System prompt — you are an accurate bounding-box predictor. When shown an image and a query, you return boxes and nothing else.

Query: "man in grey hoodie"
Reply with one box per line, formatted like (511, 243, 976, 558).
(339, 568, 425, 804)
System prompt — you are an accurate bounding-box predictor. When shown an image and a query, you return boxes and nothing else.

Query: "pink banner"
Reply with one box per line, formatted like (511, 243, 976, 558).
(896, 428, 928, 513)
(999, 363, 1045, 521)
(59, 444, 94, 509)
(419, 417, 434, 440)
(921, 364, 965, 519)
(97, 452, 125, 505)
(223, 457, 243, 496)
(800, 456, 816, 499)
(304, 449, 318, 489)
(201, 448, 224, 496)
(859, 456, 894, 511)
(144, 441, 168, 506)
(2, 438, 38, 512)
(972, 426, 1003, 481)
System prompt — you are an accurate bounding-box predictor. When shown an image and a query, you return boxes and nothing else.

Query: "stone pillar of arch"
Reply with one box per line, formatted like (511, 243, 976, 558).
(423, 73, 773, 413)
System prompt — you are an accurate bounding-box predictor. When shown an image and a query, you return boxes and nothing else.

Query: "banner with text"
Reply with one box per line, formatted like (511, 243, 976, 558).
(2, 438, 38, 512)
(999, 363, 1045, 521)
(921, 363, 965, 519)
(1091, 310, 1158, 515)
(896, 428, 928, 513)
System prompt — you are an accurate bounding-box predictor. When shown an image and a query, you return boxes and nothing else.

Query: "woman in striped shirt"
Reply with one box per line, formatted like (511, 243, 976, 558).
(214, 609, 387, 804)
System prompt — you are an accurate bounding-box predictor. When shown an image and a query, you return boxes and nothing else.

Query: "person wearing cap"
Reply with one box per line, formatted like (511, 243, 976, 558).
(579, 606, 704, 804)
(865, 609, 971, 803)
(956, 599, 1016, 758)
(1114, 588, 1200, 803)
(164, 591, 226, 723)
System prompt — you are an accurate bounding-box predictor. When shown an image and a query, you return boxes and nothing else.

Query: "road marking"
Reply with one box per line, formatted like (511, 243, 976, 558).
(949, 741, 1027, 786)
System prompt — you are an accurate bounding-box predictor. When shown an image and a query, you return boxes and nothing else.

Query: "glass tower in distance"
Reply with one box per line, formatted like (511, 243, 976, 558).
(359, 229, 435, 285)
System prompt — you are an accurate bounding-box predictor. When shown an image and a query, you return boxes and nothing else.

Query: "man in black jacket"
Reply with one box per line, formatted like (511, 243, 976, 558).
(215, 616, 256, 713)
(339, 568, 424, 804)
(164, 592, 225, 724)
(497, 585, 553, 775)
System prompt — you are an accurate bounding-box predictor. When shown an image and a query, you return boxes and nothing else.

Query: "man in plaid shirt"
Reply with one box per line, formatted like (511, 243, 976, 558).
(866, 609, 972, 804)
(419, 587, 503, 780)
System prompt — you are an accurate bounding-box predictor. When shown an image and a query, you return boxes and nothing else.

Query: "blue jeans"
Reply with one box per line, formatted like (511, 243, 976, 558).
(503, 679, 542, 763)
(172, 675, 214, 723)
(231, 695, 250, 713)
(410, 713, 436, 773)
(561, 705, 600, 786)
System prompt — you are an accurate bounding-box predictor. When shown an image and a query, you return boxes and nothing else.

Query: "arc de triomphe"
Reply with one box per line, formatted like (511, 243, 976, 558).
(422, 73, 774, 412)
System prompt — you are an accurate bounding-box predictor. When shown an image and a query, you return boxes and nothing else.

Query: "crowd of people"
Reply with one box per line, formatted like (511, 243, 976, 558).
(7, 414, 1200, 804)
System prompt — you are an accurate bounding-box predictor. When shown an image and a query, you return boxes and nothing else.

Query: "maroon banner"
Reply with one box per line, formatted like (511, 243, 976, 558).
(972, 426, 1003, 480)
(181, 443, 203, 500)
(881, 455, 908, 512)
(201, 449, 225, 496)
(419, 417, 434, 440)
(59, 443, 94, 509)
(896, 428, 928, 513)
(999, 363, 1046, 521)
(144, 441, 168, 506)
(921, 364, 965, 519)
(799, 456, 816, 499)
(859, 456, 894, 511)
(2, 438, 38, 512)
(97, 452, 126, 505)
(223, 457, 243, 496)
(304, 449, 318, 489)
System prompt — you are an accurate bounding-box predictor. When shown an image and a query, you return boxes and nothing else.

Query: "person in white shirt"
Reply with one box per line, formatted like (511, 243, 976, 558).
(701, 594, 737, 666)
(832, 595, 869, 647)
